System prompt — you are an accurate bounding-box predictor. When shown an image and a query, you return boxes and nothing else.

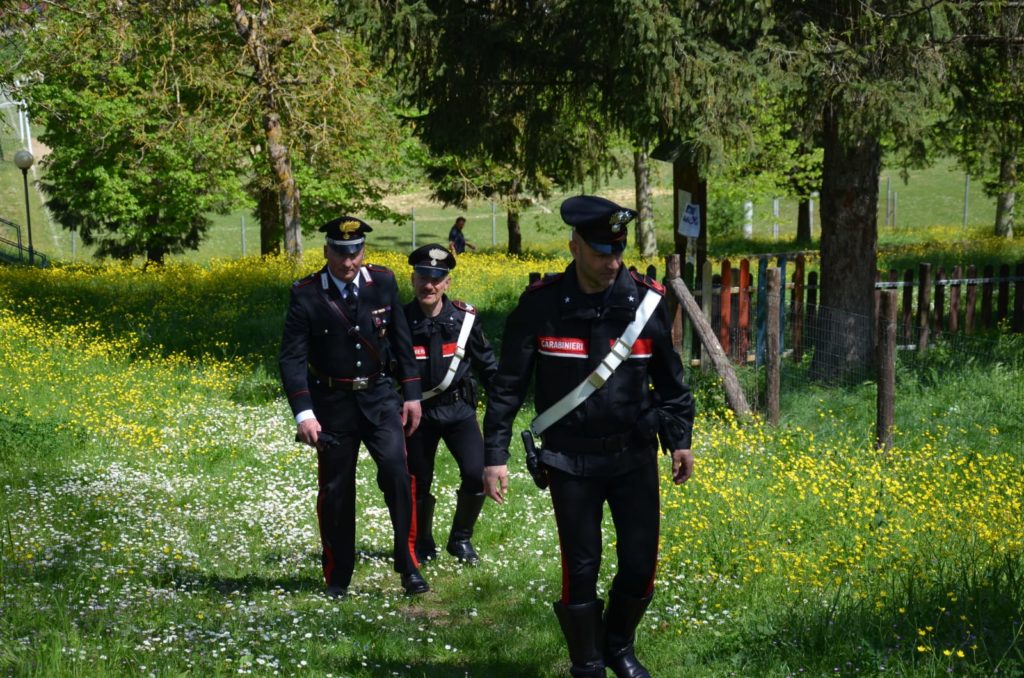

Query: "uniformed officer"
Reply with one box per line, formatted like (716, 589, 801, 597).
(403, 244, 498, 565)
(482, 196, 696, 677)
(279, 216, 430, 597)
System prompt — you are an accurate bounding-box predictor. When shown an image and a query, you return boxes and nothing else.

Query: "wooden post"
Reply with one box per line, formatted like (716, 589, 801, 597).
(933, 267, 946, 334)
(792, 256, 805, 363)
(806, 271, 819, 349)
(720, 259, 733, 359)
(876, 290, 897, 451)
(901, 268, 914, 344)
(873, 269, 882, 353)
(777, 255, 788, 356)
(667, 277, 751, 418)
(766, 268, 781, 426)
(701, 259, 713, 371)
(982, 264, 994, 329)
(917, 263, 932, 352)
(965, 264, 977, 334)
(949, 265, 961, 333)
(665, 255, 684, 353)
(738, 258, 751, 363)
(1014, 262, 1024, 332)
(998, 264, 1011, 325)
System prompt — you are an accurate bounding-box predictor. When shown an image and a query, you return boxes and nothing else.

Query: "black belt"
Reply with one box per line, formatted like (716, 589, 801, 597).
(541, 430, 637, 454)
(309, 364, 382, 391)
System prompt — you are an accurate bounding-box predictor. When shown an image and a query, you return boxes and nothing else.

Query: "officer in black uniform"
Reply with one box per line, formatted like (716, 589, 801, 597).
(403, 244, 498, 564)
(482, 196, 696, 677)
(279, 216, 430, 597)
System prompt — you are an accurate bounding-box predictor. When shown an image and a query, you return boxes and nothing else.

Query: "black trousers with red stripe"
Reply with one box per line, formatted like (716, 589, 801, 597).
(407, 412, 486, 498)
(315, 410, 418, 589)
(548, 460, 660, 605)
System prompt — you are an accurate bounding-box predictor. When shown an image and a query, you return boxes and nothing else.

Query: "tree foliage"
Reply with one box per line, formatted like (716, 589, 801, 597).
(941, 1, 1023, 238)
(1, 0, 416, 261)
(3, 1, 242, 262)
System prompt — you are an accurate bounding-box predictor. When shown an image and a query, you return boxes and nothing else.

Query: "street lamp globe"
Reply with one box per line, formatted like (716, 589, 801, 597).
(14, 149, 34, 171)
(13, 149, 36, 264)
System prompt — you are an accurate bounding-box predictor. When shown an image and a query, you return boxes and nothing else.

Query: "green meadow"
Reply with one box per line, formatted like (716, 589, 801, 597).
(1, 237, 1022, 676)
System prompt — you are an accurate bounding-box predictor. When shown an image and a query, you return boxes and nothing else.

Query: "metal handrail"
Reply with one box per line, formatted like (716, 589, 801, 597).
(0, 228, 49, 267)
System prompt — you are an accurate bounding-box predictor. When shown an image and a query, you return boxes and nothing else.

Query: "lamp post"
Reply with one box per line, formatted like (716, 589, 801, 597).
(13, 150, 34, 265)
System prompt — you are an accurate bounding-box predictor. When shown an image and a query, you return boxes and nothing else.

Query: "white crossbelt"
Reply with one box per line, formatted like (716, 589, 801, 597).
(421, 304, 477, 401)
(530, 289, 662, 436)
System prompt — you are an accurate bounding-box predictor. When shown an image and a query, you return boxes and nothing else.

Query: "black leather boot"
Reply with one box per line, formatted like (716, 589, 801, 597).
(445, 491, 485, 563)
(604, 589, 653, 678)
(553, 600, 606, 678)
(415, 494, 437, 563)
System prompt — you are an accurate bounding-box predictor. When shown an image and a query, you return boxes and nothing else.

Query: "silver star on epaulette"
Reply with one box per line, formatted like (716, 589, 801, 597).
(628, 295, 635, 302)
(564, 296, 571, 303)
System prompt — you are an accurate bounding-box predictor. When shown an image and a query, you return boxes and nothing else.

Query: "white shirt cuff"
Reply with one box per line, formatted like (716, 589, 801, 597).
(295, 409, 316, 424)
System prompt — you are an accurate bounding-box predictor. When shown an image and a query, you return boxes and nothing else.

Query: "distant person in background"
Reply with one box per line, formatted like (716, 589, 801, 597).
(448, 216, 476, 254)
(404, 243, 498, 565)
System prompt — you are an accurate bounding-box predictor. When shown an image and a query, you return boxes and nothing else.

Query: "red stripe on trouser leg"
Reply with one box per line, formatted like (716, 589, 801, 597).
(316, 473, 335, 586)
(405, 440, 420, 569)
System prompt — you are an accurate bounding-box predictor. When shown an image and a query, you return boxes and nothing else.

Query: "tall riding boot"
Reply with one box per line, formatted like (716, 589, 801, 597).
(414, 494, 437, 563)
(553, 600, 606, 678)
(604, 589, 653, 678)
(445, 490, 485, 564)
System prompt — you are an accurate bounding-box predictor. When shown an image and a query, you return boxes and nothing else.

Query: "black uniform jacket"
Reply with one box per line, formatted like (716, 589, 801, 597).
(404, 296, 498, 424)
(483, 263, 695, 476)
(279, 264, 422, 430)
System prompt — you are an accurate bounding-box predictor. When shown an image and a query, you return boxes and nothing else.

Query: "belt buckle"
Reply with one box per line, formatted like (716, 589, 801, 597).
(351, 377, 370, 391)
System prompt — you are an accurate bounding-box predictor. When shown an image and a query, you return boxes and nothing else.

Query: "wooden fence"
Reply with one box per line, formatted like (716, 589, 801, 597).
(659, 255, 1024, 365)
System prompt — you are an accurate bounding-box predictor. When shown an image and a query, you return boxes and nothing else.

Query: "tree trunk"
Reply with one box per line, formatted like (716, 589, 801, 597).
(995, 149, 1016, 239)
(634, 148, 657, 259)
(258, 183, 282, 255)
(264, 112, 302, 257)
(796, 199, 812, 243)
(507, 207, 522, 255)
(228, 1, 302, 258)
(811, 102, 881, 381)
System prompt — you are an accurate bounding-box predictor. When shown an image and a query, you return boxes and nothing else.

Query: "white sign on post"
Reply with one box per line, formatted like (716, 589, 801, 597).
(679, 203, 701, 238)
(676, 190, 701, 237)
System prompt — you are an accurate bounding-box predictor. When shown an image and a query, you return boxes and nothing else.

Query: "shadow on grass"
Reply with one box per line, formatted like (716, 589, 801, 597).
(724, 561, 1024, 675)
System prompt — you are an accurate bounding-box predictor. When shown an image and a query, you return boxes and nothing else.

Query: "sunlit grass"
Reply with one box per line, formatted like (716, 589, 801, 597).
(1, 253, 1022, 676)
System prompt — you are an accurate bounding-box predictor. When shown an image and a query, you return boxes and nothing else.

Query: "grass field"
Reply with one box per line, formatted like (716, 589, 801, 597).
(1, 247, 1022, 677)
(3, 107, 1024, 676)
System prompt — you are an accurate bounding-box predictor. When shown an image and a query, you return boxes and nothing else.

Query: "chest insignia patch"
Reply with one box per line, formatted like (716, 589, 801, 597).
(538, 336, 589, 358)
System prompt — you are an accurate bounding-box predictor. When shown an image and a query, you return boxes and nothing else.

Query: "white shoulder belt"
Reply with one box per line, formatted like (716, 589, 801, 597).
(421, 304, 476, 400)
(530, 289, 662, 436)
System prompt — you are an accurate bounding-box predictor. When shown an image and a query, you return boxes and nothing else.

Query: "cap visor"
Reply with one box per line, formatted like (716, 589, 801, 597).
(584, 239, 627, 255)
(414, 266, 450, 278)
(328, 242, 364, 255)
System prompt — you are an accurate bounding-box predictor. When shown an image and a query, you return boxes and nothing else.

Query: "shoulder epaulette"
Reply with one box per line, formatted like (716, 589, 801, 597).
(451, 299, 476, 314)
(293, 273, 317, 288)
(630, 270, 665, 294)
(524, 272, 564, 293)
(366, 263, 395, 276)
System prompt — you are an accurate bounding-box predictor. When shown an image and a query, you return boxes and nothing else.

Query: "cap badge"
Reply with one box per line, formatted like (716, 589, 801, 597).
(609, 210, 632, 232)
(340, 219, 362, 239)
(428, 247, 448, 264)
